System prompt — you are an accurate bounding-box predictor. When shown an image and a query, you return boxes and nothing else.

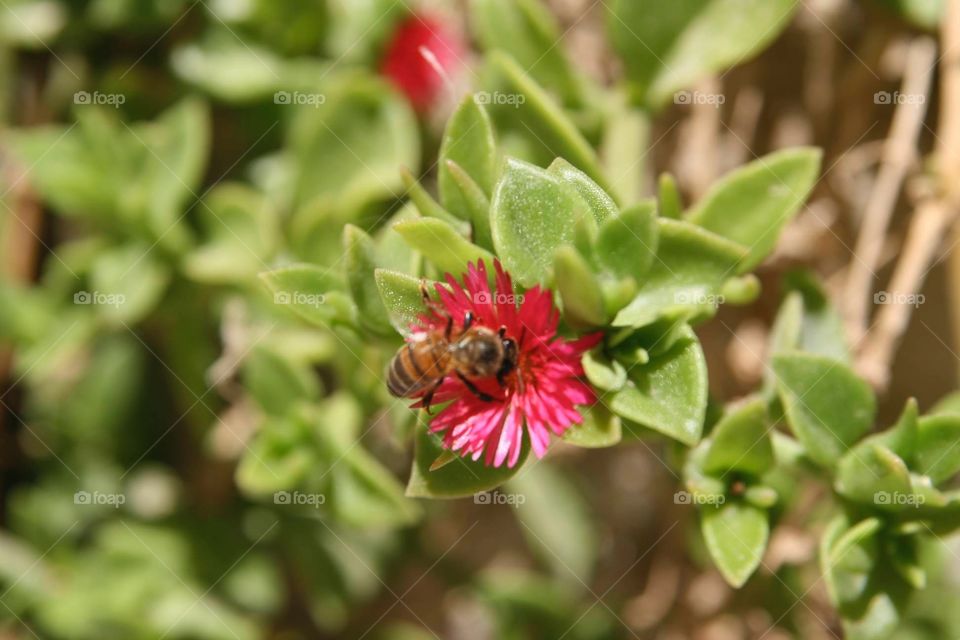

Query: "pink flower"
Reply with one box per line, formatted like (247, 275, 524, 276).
(380, 13, 465, 113)
(408, 260, 601, 468)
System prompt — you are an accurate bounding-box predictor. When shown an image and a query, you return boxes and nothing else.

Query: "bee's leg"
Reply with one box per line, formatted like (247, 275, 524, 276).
(419, 281, 431, 303)
(444, 315, 453, 340)
(456, 371, 494, 402)
(422, 376, 444, 415)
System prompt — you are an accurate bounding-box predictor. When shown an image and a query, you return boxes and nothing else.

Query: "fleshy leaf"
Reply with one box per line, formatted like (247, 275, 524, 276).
(487, 52, 610, 193)
(783, 270, 849, 362)
(401, 168, 471, 234)
(508, 463, 598, 589)
(687, 148, 821, 271)
(658, 172, 683, 219)
(470, 0, 585, 106)
(374, 269, 434, 335)
(244, 346, 320, 418)
(914, 413, 960, 484)
(438, 94, 497, 223)
(613, 219, 746, 327)
(259, 264, 356, 327)
(582, 350, 627, 392)
(609, 0, 800, 107)
(701, 501, 769, 588)
(703, 399, 773, 477)
(394, 217, 495, 277)
(773, 353, 876, 466)
(564, 403, 622, 448)
(547, 158, 617, 223)
(444, 160, 493, 249)
(835, 443, 912, 509)
(344, 225, 393, 336)
(554, 246, 606, 328)
(89, 243, 170, 326)
(490, 158, 589, 286)
(596, 201, 658, 280)
(822, 516, 881, 606)
(608, 327, 707, 445)
(406, 428, 527, 498)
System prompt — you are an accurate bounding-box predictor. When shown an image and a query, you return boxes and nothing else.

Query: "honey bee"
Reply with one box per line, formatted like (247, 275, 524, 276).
(387, 286, 519, 411)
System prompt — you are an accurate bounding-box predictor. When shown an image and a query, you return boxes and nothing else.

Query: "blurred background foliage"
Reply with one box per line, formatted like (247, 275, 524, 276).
(0, 0, 959, 639)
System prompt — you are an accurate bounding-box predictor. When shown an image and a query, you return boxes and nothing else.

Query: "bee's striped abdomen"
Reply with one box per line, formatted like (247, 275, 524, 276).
(387, 339, 446, 397)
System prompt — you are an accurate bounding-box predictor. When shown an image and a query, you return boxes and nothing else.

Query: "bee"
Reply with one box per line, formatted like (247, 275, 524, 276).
(387, 286, 519, 411)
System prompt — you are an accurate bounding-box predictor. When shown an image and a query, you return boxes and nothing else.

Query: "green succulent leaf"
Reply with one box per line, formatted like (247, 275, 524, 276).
(564, 403, 622, 448)
(687, 148, 821, 271)
(835, 443, 912, 509)
(702, 501, 769, 588)
(394, 217, 495, 277)
(184, 183, 277, 283)
(401, 168, 471, 234)
(438, 94, 498, 220)
(608, 327, 707, 445)
(243, 346, 320, 417)
(773, 352, 875, 466)
(865, 398, 918, 464)
(613, 219, 746, 327)
(609, 0, 801, 108)
(88, 243, 170, 326)
(375, 269, 434, 335)
(914, 413, 960, 484)
(547, 158, 617, 223)
(487, 52, 610, 193)
(236, 412, 316, 496)
(822, 516, 881, 607)
(508, 463, 598, 589)
(930, 390, 960, 416)
(703, 398, 773, 477)
(602, 105, 650, 205)
(259, 264, 356, 327)
(783, 270, 849, 361)
(470, 0, 585, 106)
(491, 157, 590, 286)
(596, 201, 659, 281)
(658, 172, 683, 219)
(406, 428, 527, 498)
(444, 160, 494, 249)
(582, 350, 628, 392)
(289, 73, 419, 212)
(554, 246, 607, 328)
(344, 225, 393, 336)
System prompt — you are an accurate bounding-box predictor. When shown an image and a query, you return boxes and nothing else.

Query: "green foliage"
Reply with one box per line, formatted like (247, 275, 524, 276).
(3, 2, 955, 637)
(608, 0, 801, 107)
(686, 148, 822, 271)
